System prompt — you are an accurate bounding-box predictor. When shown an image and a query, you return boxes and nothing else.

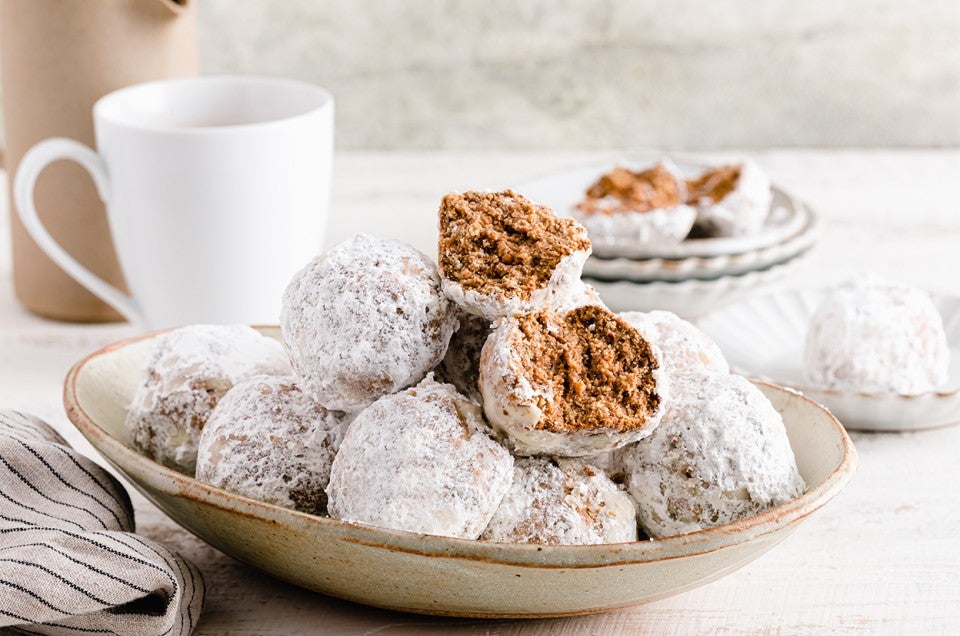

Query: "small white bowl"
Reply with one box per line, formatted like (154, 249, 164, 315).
(698, 289, 960, 431)
(64, 328, 856, 618)
(586, 257, 803, 318)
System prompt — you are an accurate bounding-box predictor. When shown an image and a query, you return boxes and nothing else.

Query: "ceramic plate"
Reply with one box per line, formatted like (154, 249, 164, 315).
(585, 257, 803, 318)
(517, 158, 805, 259)
(698, 289, 960, 431)
(64, 328, 856, 618)
(582, 203, 817, 282)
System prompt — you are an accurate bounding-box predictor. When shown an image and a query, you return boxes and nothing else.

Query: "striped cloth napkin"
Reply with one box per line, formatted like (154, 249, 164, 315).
(0, 410, 205, 635)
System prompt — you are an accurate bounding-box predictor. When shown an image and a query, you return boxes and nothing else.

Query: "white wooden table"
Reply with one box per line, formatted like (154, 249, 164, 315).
(1, 150, 959, 634)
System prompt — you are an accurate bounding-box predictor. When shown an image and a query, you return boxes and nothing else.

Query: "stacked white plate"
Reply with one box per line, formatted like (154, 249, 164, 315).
(518, 160, 817, 318)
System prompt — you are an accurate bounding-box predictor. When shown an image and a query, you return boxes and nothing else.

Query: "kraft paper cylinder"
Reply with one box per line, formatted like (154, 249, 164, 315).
(1, 0, 198, 322)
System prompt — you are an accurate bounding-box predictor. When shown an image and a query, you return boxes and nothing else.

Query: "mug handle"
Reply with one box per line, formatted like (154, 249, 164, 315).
(13, 138, 144, 324)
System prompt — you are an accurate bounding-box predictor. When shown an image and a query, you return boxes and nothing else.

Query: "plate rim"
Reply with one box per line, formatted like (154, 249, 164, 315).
(583, 256, 803, 290)
(582, 204, 818, 282)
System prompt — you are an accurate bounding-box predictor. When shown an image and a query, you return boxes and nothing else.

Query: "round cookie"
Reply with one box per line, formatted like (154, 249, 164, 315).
(687, 159, 771, 237)
(196, 375, 346, 515)
(281, 233, 459, 412)
(804, 275, 949, 394)
(480, 304, 668, 457)
(480, 457, 638, 545)
(616, 372, 805, 538)
(438, 190, 592, 321)
(125, 324, 292, 475)
(619, 310, 729, 382)
(326, 377, 514, 539)
(573, 161, 697, 253)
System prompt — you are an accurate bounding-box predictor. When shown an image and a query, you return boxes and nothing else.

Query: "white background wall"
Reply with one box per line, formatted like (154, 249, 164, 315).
(199, 0, 960, 150)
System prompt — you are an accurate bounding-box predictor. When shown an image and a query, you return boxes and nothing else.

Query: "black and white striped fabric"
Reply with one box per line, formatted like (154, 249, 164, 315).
(0, 411, 205, 635)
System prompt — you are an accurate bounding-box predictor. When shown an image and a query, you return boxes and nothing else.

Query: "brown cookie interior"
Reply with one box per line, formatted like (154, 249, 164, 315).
(686, 164, 742, 204)
(577, 165, 683, 215)
(438, 190, 590, 301)
(510, 305, 661, 433)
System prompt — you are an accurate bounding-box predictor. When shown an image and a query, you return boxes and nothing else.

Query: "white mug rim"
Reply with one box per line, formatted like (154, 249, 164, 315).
(93, 75, 333, 135)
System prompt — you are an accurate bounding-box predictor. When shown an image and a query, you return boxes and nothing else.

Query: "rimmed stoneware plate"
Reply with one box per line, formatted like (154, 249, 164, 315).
(585, 257, 803, 319)
(582, 203, 817, 283)
(64, 328, 857, 618)
(698, 289, 960, 432)
(517, 158, 806, 259)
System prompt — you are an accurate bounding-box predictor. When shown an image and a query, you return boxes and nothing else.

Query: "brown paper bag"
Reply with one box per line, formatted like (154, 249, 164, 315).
(1, 0, 198, 322)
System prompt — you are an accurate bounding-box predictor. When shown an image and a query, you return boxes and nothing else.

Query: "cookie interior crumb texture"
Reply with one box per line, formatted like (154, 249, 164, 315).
(578, 165, 683, 215)
(438, 190, 590, 301)
(686, 164, 742, 204)
(512, 305, 661, 433)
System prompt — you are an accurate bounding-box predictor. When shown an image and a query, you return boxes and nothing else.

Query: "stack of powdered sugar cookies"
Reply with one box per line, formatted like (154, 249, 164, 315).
(124, 189, 806, 544)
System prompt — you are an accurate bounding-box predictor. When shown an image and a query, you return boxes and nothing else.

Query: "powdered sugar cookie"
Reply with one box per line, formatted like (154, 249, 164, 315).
(480, 304, 668, 457)
(326, 378, 514, 539)
(196, 375, 346, 515)
(438, 190, 591, 320)
(435, 284, 605, 403)
(125, 324, 292, 475)
(573, 161, 697, 251)
(616, 372, 805, 538)
(804, 275, 949, 394)
(687, 160, 772, 237)
(281, 234, 459, 412)
(480, 457, 637, 545)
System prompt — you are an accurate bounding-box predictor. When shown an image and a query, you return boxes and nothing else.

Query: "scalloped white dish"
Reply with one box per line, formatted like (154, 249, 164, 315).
(583, 203, 817, 282)
(64, 327, 856, 618)
(697, 289, 960, 432)
(585, 257, 802, 318)
(517, 158, 806, 259)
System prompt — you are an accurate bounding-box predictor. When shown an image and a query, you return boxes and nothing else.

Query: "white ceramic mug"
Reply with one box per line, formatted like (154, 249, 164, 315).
(14, 75, 334, 328)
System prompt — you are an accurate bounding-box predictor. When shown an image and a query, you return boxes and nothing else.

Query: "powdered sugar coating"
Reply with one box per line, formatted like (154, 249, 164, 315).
(616, 372, 805, 538)
(575, 205, 697, 250)
(480, 458, 637, 545)
(619, 310, 729, 382)
(326, 377, 514, 539)
(281, 234, 459, 412)
(804, 275, 950, 394)
(196, 375, 346, 515)
(125, 325, 292, 475)
(691, 159, 772, 237)
(442, 249, 590, 321)
(556, 281, 607, 312)
(479, 308, 669, 457)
